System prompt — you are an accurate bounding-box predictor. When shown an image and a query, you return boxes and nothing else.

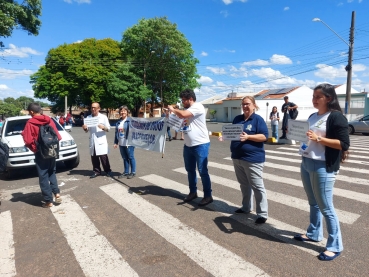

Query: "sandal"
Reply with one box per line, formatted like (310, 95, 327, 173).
(54, 194, 62, 204)
(42, 202, 53, 208)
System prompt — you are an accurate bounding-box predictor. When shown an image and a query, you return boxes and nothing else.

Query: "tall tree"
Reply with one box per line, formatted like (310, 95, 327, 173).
(0, 0, 42, 47)
(120, 17, 200, 111)
(30, 38, 122, 111)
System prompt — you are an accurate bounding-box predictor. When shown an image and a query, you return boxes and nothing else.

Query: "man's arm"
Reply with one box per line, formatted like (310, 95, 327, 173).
(168, 105, 193, 119)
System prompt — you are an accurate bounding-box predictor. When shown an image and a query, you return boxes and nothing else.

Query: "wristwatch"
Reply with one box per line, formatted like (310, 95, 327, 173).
(316, 136, 322, 142)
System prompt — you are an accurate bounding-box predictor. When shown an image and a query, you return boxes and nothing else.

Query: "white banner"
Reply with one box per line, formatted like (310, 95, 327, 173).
(221, 124, 243, 140)
(167, 114, 184, 131)
(287, 120, 310, 143)
(127, 117, 167, 153)
(84, 117, 99, 127)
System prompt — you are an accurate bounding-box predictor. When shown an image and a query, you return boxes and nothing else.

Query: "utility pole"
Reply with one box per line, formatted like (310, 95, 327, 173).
(345, 11, 355, 116)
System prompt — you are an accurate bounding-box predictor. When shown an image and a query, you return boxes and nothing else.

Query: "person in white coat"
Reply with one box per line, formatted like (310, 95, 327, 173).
(82, 102, 112, 178)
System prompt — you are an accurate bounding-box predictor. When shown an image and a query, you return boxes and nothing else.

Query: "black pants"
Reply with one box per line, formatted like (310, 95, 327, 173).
(91, 147, 111, 174)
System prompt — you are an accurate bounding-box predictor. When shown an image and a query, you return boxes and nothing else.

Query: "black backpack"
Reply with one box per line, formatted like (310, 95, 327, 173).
(0, 141, 9, 172)
(291, 109, 299, 120)
(37, 124, 59, 159)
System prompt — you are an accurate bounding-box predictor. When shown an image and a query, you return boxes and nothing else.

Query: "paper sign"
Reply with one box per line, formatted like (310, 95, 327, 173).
(222, 124, 243, 140)
(167, 114, 184, 131)
(287, 120, 310, 143)
(84, 117, 99, 127)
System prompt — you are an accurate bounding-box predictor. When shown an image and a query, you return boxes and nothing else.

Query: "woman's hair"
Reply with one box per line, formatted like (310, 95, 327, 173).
(313, 83, 342, 112)
(314, 84, 349, 162)
(241, 96, 259, 111)
(272, 106, 277, 110)
(119, 105, 129, 114)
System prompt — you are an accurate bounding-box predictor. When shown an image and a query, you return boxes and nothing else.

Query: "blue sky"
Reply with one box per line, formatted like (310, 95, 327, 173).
(1, 0, 369, 103)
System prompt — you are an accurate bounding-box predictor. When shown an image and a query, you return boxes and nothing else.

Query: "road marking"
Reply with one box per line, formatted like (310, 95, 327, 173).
(139, 174, 326, 256)
(220, 160, 369, 204)
(0, 211, 16, 277)
(173, 167, 360, 224)
(51, 195, 138, 277)
(101, 183, 270, 277)
(276, 147, 369, 160)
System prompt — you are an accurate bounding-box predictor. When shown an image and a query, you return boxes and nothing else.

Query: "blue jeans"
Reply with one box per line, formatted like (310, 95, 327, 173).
(271, 124, 278, 139)
(119, 146, 136, 174)
(300, 157, 343, 252)
(167, 127, 172, 139)
(35, 153, 60, 203)
(183, 142, 212, 197)
(233, 159, 268, 218)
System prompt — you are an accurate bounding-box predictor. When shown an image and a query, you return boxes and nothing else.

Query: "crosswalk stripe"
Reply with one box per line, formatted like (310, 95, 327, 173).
(0, 211, 16, 277)
(285, 144, 369, 151)
(277, 147, 369, 160)
(139, 174, 327, 256)
(219, 160, 369, 204)
(50, 195, 139, 277)
(173, 167, 359, 224)
(263, 154, 369, 175)
(101, 183, 270, 277)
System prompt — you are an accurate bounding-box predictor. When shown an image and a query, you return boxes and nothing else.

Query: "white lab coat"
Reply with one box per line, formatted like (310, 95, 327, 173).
(86, 113, 110, 156)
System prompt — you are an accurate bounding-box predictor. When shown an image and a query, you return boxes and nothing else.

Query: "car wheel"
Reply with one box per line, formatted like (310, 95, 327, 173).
(4, 169, 14, 179)
(63, 153, 80, 169)
(362, 133, 369, 136)
(348, 125, 355, 135)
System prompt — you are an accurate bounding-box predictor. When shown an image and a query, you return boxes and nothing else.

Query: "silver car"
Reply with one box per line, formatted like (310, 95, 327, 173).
(348, 115, 369, 136)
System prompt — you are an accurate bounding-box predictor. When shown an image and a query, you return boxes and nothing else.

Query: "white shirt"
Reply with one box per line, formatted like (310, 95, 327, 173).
(299, 112, 330, 161)
(87, 112, 110, 156)
(118, 119, 127, 146)
(182, 102, 210, 147)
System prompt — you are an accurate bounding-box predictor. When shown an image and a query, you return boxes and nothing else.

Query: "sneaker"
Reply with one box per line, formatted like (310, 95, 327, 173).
(127, 173, 136, 179)
(255, 217, 267, 224)
(118, 173, 129, 179)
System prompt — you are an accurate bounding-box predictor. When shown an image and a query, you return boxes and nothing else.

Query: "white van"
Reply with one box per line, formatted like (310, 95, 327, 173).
(0, 115, 80, 179)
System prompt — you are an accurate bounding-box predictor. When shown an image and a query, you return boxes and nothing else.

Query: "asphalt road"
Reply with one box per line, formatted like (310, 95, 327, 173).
(1, 124, 368, 277)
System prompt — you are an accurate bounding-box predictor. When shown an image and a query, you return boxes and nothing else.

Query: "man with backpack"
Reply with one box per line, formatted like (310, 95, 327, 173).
(22, 103, 62, 208)
(280, 96, 298, 140)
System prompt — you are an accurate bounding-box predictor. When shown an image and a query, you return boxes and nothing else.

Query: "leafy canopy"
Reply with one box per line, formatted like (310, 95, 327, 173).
(0, 0, 42, 47)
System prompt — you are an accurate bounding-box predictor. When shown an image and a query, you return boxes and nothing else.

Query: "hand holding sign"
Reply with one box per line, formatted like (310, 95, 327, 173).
(221, 124, 243, 140)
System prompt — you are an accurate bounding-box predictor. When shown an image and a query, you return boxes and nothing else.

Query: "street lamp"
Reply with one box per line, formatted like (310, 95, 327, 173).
(143, 50, 155, 118)
(312, 11, 355, 115)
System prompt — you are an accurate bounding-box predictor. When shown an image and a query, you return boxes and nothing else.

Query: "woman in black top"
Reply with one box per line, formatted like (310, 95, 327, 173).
(294, 84, 349, 261)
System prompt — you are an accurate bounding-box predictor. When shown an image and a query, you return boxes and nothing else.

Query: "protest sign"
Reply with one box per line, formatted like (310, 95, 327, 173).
(83, 117, 99, 127)
(167, 114, 184, 131)
(127, 117, 167, 153)
(287, 120, 310, 143)
(221, 124, 243, 140)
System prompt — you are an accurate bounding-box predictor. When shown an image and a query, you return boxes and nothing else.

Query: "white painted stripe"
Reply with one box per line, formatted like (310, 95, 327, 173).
(217, 160, 369, 204)
(139, 174, 326, 256)
(101, 183, 269, 277)
(0, 211, 16, 277)
(51, 195, 138, 277)
(276, 147, 369, 160)
(173, 168, 359, 224)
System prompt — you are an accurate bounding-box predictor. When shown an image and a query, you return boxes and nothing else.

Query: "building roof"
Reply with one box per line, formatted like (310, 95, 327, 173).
(254, 87, 299, 100)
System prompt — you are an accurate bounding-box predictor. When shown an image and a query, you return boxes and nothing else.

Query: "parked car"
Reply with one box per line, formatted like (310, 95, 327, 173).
(0, 115, 80, 179)
(348, 115, 369, 136)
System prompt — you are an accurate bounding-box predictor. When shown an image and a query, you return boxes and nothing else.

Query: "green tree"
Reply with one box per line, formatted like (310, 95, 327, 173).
(0, 0, 42, 47)
(0, 102, 22, 117)
(120, 17, 200, 111)
(106, 63, 150, 116)
(30, 38, 122, 112)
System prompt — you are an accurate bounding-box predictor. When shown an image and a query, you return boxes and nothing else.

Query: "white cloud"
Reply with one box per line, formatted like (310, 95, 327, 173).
(243, 59, 269, 66)
(73, 40, 83, 44)
(198, 76, 213, 84)
(216, 81, 227, 87)
(284, 7, 289, 11)
(64, 0, 91, 4)
(359, 0, 363, 3)
(206, 66, 227, 75)
(220, 10, 229, 17)
(314, 64, 347, 80)
(353, 64, 366, 71)
(1, 44, 42, 58)
(0, 84, 10, 90)
(270, 54, 292, 64)
(0, 88, 35, 100)
(0, 67, 34, 79)
(222, 0, 247, 5)
(214, 48, 236, 53)
(337, 2, 344, 6)
(250, 67, 285, 79)
(201, 51, 208, 57)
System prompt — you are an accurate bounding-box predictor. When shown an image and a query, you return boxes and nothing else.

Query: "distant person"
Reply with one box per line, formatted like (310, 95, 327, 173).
(82, 102, 112, 178)
(168, 89, 213, 206)
(113, 106, 136, 179)
(294, 84, 349, 261)
(269, 106, 280, 140)
(59, 113, 66, 128)
(219, 96, 269, 224)
(280, 96, 298, 139)
(22, 103, 62, 208)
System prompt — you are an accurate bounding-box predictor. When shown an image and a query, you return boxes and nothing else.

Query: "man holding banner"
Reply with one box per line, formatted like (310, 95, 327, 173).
(168, 89, 213, 206)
